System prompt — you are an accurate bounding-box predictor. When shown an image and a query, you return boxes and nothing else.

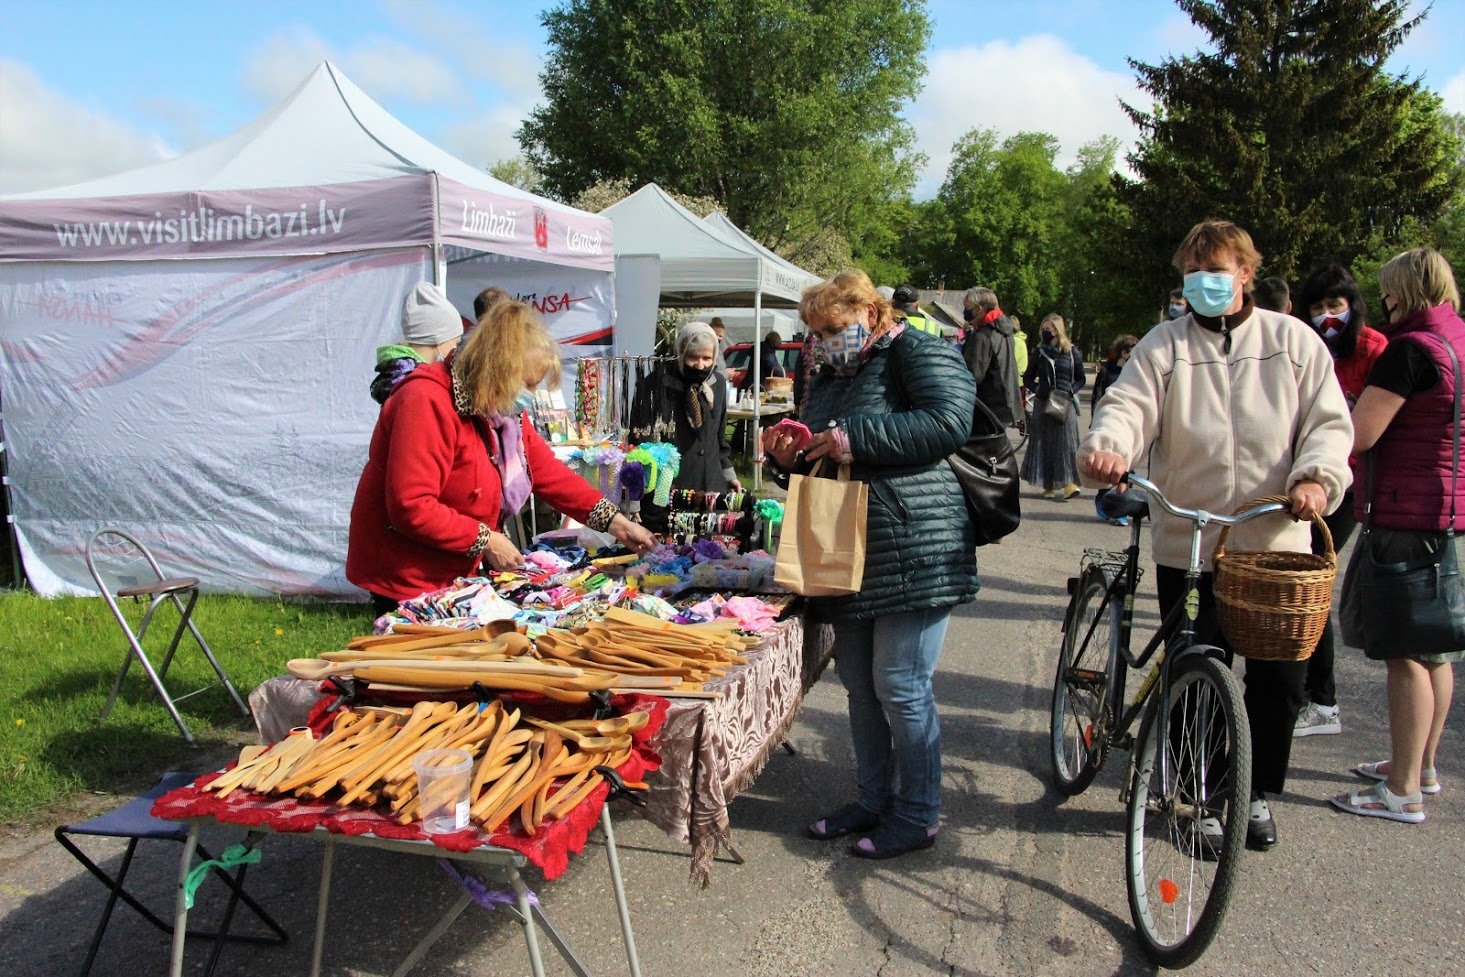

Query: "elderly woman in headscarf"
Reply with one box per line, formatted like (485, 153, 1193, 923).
(628, 320, 742, 495)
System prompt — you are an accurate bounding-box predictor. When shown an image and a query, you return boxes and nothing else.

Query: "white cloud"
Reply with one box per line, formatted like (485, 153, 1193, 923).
(382, 0, 545, 101)
(910, 35, 1144, 197)
(1443, 68, 1465, 114)
(242, 27, 460, 105)
(0, 60, 171, 194)
(438, 104, 531, 169)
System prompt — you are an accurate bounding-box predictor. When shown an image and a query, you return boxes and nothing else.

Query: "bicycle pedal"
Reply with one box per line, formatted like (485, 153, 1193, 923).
(1066, 668, 1107, 688)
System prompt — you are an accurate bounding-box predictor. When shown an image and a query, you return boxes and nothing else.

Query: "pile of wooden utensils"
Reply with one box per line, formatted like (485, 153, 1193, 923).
(285, 608, 754, 700)
(204, 699, 649, 833)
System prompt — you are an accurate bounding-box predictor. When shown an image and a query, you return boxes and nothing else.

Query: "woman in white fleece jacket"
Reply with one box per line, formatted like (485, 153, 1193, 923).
(1080, 219, 1354, 852)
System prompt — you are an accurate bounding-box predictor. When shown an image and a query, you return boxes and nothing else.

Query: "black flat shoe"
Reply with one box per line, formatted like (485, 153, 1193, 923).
(849, 817, 937, 859)
(808, 803, 880, 840)
(1246, 798, 1277, 850)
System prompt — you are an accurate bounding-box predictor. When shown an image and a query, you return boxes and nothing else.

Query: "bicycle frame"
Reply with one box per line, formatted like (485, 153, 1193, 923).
(1074, 473, 1286, 754)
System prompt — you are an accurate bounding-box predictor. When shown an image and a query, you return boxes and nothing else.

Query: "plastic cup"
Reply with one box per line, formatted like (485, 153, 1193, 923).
(412, 748, 473, 834)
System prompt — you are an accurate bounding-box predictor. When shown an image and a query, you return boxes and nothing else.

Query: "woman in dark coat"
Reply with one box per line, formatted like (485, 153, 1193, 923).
(762, 269, 977, 859)
(628, 321, 741, 495)
(1022, 313, 1086, 499)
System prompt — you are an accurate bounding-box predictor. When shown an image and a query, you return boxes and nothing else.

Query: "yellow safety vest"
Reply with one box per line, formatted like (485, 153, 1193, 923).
(905, 313, 942, 337)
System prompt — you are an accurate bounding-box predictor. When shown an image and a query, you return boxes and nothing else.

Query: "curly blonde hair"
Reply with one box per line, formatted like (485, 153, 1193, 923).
(799, 269, 897, 334)
(453, 300, 560, 415)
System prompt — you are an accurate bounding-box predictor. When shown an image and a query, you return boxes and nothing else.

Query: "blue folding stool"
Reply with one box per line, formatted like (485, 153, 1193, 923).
(54, 771, 287, 977)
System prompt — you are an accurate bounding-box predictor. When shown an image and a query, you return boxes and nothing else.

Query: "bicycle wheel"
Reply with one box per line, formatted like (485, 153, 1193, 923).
(1124, 651, 1252, 968)
(1050, 566, 1120, 796)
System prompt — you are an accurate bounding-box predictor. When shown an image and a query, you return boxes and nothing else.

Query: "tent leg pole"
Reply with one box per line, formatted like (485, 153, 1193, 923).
(752, 292, 763, 491)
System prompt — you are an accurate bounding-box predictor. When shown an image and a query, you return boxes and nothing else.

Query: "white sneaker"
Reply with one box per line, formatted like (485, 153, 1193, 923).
(1294, 702, 1341, 737)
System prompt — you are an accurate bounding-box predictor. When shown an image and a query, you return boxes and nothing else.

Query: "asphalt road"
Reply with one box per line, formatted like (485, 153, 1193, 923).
(3, 472, 1461, 977)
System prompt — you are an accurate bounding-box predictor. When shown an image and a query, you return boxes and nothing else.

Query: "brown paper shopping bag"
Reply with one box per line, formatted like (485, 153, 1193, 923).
(774, 461, 868, 596)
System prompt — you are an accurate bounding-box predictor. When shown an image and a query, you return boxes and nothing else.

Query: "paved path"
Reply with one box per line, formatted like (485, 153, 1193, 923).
(3, 479, 1461, 976)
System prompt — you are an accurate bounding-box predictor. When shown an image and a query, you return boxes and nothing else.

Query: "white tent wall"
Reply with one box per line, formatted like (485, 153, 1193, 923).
(611, 256, 663, 357)
(0, 249, 428, 596)
(443, 249, 616, 402)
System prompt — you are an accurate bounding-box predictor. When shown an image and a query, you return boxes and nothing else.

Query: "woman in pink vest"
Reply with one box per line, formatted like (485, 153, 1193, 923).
(1332, 247, 1464, 824)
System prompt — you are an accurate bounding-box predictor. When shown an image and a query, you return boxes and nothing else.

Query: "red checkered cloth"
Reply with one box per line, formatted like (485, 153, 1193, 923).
(151, 693, 666, 880)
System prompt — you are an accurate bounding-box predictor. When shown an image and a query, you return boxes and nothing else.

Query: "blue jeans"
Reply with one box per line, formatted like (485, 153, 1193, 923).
(833, 607, 951, 828)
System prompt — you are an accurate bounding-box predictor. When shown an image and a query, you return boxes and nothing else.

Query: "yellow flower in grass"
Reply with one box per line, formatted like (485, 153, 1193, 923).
(14, 718, 23, 729)
(273, 627, 284, 637)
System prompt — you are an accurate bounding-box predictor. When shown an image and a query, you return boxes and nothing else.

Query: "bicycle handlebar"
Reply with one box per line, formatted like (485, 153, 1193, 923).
(1123, 472, 1290, 527)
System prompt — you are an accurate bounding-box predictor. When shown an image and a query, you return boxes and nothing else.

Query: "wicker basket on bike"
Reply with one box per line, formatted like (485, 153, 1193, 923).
(1212, 495, 1335, 662)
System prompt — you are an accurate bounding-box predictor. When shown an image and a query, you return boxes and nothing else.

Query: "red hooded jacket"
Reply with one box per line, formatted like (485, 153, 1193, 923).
(347, 360, 605, 601)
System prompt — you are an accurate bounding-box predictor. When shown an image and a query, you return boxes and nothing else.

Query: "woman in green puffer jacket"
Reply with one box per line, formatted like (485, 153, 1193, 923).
(762, 269, 978, 859)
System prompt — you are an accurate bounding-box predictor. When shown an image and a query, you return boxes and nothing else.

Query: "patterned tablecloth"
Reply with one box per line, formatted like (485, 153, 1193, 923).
(249, 613, 814, 886)
(637, 615, 806, 885)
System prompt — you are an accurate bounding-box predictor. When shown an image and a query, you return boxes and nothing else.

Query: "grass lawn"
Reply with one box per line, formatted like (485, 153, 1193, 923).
(0, 591, 368, 826)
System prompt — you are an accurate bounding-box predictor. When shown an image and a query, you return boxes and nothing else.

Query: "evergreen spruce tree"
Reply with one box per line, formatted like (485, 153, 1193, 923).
(1120, 0, 1461, 286)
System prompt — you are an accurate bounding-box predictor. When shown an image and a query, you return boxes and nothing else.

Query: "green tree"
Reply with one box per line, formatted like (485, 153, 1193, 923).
(1120, 0, 1461, 290)
(518, 0, 928, 278)
(488, 156, 546, 195)
(902, 130, 1069, 325)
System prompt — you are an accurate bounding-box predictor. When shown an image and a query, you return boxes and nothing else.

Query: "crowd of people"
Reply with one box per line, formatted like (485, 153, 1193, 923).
(341, 219, 1461, 858)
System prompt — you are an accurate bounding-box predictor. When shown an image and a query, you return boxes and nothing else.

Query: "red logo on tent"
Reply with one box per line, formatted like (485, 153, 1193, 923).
(533, 207, 549, 251)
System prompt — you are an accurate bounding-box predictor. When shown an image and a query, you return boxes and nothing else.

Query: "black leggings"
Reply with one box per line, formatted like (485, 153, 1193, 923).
(1155, 566, 1307, 798)
(369, 593, 399, 617)
(1304, 494, 1358, 707)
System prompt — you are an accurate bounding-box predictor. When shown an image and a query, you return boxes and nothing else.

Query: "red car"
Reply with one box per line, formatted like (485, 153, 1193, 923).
(723, 341, 804, 388)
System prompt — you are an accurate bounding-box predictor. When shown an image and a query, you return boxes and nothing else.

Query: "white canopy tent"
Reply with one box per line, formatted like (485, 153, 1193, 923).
(602, 185, 811, 486)
(0, 61, 614, 596)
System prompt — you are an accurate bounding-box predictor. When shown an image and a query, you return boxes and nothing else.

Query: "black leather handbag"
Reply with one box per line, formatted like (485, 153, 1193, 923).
(949, 395, 1022, 546)
(1340, 335, 1465, 657)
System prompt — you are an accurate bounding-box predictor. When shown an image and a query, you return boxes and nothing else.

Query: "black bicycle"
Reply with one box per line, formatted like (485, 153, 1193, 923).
(1049, 473, 1287, 968)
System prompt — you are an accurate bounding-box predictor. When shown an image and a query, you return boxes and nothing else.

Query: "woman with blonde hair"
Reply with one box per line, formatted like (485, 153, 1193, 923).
(762, 269, 976, 858)
(348, 298, 654, 614)
(1022, 313, 1086, 499)
(1332, 247, 1464, 824)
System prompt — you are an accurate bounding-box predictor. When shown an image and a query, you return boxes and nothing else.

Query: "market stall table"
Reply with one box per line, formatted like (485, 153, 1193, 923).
(152, 696, 666, 977)
(248, 614, 808, 885)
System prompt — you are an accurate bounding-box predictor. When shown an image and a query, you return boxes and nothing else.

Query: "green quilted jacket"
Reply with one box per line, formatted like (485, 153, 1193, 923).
(791, 327, 979, 620)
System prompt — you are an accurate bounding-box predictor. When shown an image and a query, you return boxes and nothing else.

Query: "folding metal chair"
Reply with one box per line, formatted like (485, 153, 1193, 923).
(85, 528, 249, 743)
(55, 771, 288, 977)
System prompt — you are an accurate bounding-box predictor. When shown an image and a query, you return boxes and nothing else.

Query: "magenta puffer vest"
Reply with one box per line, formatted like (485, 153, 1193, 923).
(1356, 304, 1465, 531)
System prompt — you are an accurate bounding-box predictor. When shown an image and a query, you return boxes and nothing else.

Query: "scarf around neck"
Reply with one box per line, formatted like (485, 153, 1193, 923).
(449, 352, 533, 518)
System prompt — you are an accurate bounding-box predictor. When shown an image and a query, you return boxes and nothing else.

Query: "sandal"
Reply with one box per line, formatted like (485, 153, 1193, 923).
(808, 802, 880, 840)
(1329, 782, 1425, 824)
(850, 816, 938, 859)
(1356, 761, 1441, 795)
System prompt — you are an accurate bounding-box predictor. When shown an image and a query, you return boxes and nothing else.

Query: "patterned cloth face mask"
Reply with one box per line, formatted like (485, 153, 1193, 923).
(820, 320, 870, 375)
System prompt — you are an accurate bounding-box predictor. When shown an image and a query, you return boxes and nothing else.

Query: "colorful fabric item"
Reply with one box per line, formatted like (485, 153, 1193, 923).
(487, 411, 532, 516)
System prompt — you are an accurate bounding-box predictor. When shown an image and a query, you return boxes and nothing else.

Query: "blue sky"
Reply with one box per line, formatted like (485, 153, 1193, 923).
(1, 0, 1461, 197)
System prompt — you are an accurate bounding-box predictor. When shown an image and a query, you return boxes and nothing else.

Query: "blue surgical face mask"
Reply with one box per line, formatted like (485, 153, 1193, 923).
(820, 320, 870, 375)
(1167, 302, 1188, 319)
(1182, 271, 1238, 318)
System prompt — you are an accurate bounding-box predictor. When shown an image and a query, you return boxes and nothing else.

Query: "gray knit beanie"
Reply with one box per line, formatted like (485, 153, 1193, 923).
(401, 282, 462, 347)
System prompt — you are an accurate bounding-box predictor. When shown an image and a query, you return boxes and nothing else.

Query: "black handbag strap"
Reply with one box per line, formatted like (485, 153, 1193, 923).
(1365, 334, 1461, 535)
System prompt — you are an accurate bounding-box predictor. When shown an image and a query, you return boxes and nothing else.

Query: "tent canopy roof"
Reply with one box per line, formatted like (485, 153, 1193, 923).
(5, 61, 588, 219)
(701, 211, 821, 297)
(602, 183, 803, 308)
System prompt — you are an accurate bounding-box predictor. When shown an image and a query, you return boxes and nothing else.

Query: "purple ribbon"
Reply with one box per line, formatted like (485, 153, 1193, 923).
(437, 859, 537, 911)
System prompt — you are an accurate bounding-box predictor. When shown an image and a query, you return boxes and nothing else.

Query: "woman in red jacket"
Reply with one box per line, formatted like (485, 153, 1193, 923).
(348, 299, 654, 613)
(1292, 264, 1388, 738)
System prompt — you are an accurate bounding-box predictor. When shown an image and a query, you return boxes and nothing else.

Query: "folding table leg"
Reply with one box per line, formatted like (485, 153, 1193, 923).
(309, 835, 337, 977)
(600, 805, 643, 977)
(511, 871, 547, 977)
(389, 892, 473, 977)
(168, 825, 200, 977)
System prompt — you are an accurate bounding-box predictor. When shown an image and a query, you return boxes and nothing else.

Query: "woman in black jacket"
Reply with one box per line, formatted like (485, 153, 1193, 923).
(1022, 313, 1087, 500)
(628, 321, 741, 499)
(762, 270, 976, 859)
